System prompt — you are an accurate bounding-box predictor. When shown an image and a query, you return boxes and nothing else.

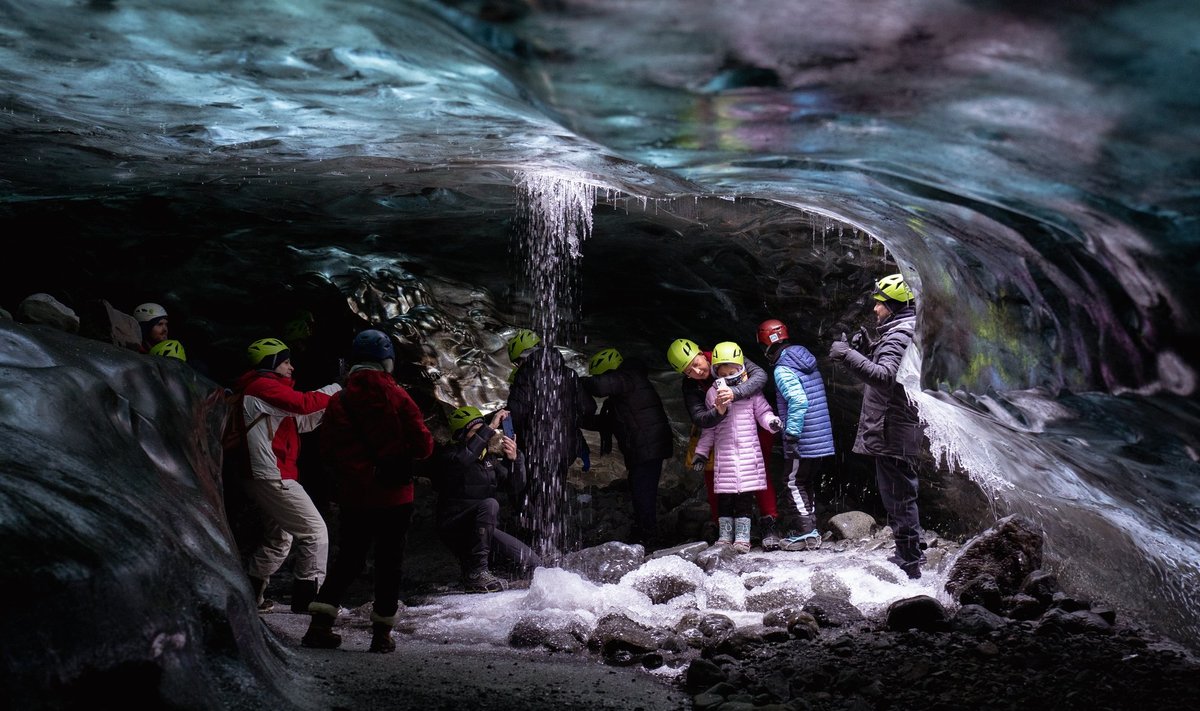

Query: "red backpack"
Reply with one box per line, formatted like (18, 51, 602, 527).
(221, 388, 268, 480)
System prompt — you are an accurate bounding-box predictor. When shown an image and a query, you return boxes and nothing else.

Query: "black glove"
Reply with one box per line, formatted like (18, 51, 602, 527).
(783, 433, 800, 458)
(829, 333, 851, 361)
(767, 417, 782, 433)
(849, 326, 868, 350)
(692, 454, 708, 473)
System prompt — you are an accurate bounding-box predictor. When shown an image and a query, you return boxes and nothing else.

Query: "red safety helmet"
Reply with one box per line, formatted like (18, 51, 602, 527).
(757, 319, 789, 347)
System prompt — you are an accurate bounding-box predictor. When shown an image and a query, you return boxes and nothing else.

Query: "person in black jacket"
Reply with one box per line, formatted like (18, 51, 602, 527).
(504, 330, 596, 559)
(432, 406, 539, 592)
(829, 273, 927, 579)
(580, 348, 674, 550)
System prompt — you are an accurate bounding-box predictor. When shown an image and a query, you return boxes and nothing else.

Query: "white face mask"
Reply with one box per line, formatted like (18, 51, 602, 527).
(714, 365, 745, 388)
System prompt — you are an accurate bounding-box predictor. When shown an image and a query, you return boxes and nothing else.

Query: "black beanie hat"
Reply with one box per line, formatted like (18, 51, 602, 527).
(259, 348, 292, 371)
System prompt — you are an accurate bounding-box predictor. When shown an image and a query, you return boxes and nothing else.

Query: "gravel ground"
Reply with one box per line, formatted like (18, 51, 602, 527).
(260, 609, 691, 711)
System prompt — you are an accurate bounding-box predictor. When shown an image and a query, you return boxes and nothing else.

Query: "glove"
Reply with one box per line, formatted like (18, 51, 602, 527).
(783, 432, 800, 458)
(829, 333, 851, 361)
(850, 326, 868, 350)
(692, 454, 708, 473)
(767, 417, 782, 433)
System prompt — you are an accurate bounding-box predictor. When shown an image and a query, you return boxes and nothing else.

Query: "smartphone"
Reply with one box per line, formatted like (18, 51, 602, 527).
(501, 418, 515, 439)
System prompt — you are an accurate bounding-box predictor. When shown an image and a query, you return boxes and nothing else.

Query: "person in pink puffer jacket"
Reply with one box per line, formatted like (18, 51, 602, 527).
(692, 341, 782, 552)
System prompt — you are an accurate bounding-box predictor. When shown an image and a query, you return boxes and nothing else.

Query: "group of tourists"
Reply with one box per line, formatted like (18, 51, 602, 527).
(103, 270, 924, 656)
(664, 271, 925, 581)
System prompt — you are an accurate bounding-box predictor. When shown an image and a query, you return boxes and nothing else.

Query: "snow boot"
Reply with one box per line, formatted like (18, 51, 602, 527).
(782, 529, 823, 552)
(290, 578, 318, 614)
(300, 602, 342, 649)
(759, 516, 781, 551)
(733, 517, 752, 553)
(716, 517, 734, 546)
(368, 612, 396, 654)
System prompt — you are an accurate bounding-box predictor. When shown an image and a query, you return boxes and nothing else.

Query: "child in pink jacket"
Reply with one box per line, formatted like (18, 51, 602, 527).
(692, 342, 781, 552)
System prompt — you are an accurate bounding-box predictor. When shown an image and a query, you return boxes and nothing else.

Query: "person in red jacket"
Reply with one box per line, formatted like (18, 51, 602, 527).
(236, 338, 342, 614)
(302, 329, 434, 654)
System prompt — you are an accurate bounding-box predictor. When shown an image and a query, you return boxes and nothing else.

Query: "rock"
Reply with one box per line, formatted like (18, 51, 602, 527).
(588, 613, 661, 655)
(1004, 593, 1047, 620)
(507, 612, 589, 652)
(648, 540, 710, 563)
(685, 658, 727, 691)
(885, 595, 950, 632)
(952, 604, 1007, 635)
(955, 573, 1004, 613)
(16, 293, 79, 333)
(827, 511, 877, 540)
(620, 555, 705, 603)
(945, 514, 1043, 601)
(746, 583, 808, 613)
(560, 540, 645, 584)
(803, 594, 866, 628)
(1019, 569, 1059, 603)
(788, 611, 821, 640)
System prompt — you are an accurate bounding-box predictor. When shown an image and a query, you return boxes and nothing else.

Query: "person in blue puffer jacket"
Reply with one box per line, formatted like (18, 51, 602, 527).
(757, 319, 835, 551)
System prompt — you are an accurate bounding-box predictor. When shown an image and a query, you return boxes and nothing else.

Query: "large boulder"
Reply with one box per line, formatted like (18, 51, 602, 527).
(944, 514, 1043, 602)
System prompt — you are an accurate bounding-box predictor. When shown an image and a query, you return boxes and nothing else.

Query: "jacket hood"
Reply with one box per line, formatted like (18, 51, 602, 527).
(881, 304, 917, 332)
(777, 344, 817, 374)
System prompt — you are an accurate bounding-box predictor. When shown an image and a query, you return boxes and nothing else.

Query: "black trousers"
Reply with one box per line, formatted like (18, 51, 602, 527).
(875, 455, 922, 563)
(438, 498, 540, 576)
(315, 503, 412, 619)
(778, 457, 827, 534)
(626, 458, 664, 545)
(716, 491, 756, 518)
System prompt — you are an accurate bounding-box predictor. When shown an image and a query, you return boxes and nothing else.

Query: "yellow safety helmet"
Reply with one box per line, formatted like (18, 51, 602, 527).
(710, 341, 744, 367)
(873, 273, 915, 304)
(506, 329, 541, 362)
(588, 348, 623, 376)
(149, 339, 187, 362)
(247, 338, 290, 367)
(666, 338, 701, 373)
(448, 406, 485, 436)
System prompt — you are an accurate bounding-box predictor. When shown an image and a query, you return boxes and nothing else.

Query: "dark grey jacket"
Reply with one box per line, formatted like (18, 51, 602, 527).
(839, 306, 924, 458)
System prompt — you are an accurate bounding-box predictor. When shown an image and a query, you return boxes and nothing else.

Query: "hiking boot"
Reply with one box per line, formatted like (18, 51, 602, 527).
(300, 603, 342, 649)
(368, 612, 396, 654)
(888, 552, 928, 568)
(463, 569, 507, 593)
(759, 516, 781, 552)
(781, 529, 823, 552)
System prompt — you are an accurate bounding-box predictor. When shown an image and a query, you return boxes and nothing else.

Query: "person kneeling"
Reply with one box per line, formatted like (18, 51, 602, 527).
(433, 406, 539, 592)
